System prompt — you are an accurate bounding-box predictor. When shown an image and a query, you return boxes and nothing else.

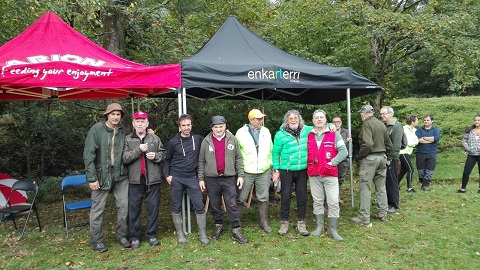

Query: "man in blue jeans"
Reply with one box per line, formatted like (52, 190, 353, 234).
(163, 114, 209, 245)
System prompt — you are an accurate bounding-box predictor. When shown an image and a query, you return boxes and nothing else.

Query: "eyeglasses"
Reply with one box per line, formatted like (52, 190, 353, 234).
(379, 112, 390, 116)
(288, 116, 299, 122)
(332, 120, 341, 123)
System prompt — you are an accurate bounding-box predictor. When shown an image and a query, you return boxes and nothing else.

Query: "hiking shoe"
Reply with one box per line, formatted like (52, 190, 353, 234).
(278, 220, 289, 236)
(92, 242, 108, 253)
(119, 238, 131, 248)
(350, 217, 371, 225)
(231, 228, 248, 244)
(372, 214, 387, 222)
(212, 224, 224, 240)
(296, 220, 309, 236)
(131, 240, 140, 249)
(387, 206, 398, 214)
(421, 185, 430, 191)
(457, 189, 466, 193)
(407, 188, 416, 193)
(148, 237, 159, 246)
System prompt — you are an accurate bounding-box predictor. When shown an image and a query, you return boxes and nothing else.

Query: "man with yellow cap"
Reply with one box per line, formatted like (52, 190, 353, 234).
(235, 109, 273, 233)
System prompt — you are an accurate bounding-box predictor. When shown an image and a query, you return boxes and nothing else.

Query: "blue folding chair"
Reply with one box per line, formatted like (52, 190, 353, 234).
(61, 174, 92, 237)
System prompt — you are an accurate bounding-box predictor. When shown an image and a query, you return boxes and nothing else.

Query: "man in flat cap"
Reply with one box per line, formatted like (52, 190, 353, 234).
(350, 105, 393, 226)
(235, 109, 273, 233)
(123, 111, 165, 249)
(198, 115, 249, 244)
(84, 103, 131, 252)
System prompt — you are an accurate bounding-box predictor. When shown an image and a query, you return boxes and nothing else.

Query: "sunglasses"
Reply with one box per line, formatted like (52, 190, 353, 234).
(288, 116, 299, 122)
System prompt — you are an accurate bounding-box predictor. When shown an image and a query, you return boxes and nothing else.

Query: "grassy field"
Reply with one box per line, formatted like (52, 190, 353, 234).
(2, 96, 480, 269)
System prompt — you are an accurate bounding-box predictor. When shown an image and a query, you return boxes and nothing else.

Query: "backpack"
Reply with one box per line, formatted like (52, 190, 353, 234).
(400, 131, 408, 150)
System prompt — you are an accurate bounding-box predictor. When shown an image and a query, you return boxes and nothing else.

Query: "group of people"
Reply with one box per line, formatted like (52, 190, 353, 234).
(350, 105, 441, 225)
(85, 102, 466, 253)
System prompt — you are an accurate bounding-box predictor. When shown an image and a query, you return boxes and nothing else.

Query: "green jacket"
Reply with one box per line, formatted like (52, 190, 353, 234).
(235, 124, 273, 174)
(385, 118, 403, 160)
(272, 125, 313, 171)
(198, 132, 244, 180)
(358, 116, 393, 160)
(83, 121, 128, 190)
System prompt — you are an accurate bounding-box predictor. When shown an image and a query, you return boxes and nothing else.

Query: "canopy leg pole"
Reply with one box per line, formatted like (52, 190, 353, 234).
(178, 87, 192, 234)
(346, 88, 355, 208)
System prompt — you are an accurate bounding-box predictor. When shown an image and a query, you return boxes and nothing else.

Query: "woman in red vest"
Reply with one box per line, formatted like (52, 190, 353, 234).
(307, 110, 348, 241)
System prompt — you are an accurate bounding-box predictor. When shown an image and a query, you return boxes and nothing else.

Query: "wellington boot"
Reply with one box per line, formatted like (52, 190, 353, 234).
(259, 202, 272, 233)
(327, 217, 343, 241)
(196, 213, 210, 245)
(172, 213, 187, 244)
(311, 214, 324, 237)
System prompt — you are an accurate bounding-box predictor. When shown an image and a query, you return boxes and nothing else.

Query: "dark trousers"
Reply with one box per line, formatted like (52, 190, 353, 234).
(461, 155, 480, 189)
(128, 181, 160, 241)
(205, 176, 240, 229)
(279, 169, 308, 221)
(386, 160, 399, 209)
(416, 152, 437, 186)
(337, 159, 349, 186)
(399, 154, 415, 189)
(170, 176, 205, 214)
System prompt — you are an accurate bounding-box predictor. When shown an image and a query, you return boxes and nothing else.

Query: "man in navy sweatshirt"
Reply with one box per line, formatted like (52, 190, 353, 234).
(164, 114, 209, 245)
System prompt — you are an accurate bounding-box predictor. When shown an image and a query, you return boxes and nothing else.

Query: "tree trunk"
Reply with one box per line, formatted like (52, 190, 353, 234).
(102, 1, 125, 57)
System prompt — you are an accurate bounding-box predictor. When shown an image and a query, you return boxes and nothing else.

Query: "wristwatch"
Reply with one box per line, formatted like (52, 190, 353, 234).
(273, 169, 279, 173)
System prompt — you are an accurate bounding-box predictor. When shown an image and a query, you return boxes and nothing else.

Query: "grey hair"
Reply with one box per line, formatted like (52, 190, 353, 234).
(381, 106, 394, 115)
(282, 109, 304, 130)
(313, 109, 327, 120)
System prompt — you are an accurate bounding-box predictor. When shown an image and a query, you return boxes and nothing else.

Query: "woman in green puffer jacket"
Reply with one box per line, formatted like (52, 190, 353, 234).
(272, 110, 313, 237)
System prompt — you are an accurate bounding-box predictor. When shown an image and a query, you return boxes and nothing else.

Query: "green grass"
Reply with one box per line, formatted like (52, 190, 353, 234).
(2, 168, 480, 269)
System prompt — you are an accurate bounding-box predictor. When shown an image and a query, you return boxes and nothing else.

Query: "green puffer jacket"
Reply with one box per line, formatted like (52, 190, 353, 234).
(83, 122, 129, 190)
(272, 125, 313, 171)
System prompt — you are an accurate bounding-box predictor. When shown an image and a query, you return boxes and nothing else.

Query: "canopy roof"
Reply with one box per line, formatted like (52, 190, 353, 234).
(181, 16, 381, 104)
(0, 12, 180, 100)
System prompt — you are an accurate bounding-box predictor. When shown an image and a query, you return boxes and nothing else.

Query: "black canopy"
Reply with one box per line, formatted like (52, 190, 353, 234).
(181, 16, 382, 104)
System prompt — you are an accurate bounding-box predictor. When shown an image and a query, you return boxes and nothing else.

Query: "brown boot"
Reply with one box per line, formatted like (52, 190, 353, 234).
(231, 227, 248, 244)
(258, 202, 272, 233)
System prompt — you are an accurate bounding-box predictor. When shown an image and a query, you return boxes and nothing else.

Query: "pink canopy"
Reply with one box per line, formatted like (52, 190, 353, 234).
(0, 12, 181, 100)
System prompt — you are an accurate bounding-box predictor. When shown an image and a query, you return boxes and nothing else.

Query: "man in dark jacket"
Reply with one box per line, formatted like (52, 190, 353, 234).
(83, 103, 130, 253)
(123, 111, 166, 249)
(198, 115, 248, 244)
(350, 105, 393, 225)
(380, 106, 403, 214)
(163, 114, 209, 245)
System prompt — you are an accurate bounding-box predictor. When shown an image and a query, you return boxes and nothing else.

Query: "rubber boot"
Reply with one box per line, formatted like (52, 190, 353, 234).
(327, 217, 343, 241)
(311, 214, 324, 237)
(172, 213, 187, 244)
(196, 213, 210, 245)
(259, 202, 272, 233)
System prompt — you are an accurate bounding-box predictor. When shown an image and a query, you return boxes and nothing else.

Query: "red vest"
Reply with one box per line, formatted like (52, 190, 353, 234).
(307, 132, 338, 177)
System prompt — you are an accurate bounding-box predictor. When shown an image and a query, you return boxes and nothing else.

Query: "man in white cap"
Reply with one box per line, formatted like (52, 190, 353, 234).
(235, 108, 273, 233)
(84, 103, 130, 252)
(198, 115, 248, 244)
(123, 111, 165, 249)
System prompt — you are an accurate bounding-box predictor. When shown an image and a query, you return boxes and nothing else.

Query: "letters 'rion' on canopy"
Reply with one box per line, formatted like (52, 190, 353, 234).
(181, 16, 382, 104)
(0, 12, 181, 100)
